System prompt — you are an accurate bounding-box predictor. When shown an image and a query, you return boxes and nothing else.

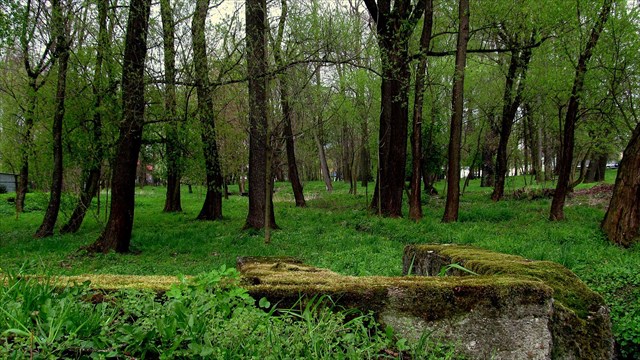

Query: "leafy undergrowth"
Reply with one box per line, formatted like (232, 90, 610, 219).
(0, 268, 461, 359)
(0, 173, 639, 357)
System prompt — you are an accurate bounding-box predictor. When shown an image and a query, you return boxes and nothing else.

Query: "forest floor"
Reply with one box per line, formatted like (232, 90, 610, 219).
(0, 171, 639, 357)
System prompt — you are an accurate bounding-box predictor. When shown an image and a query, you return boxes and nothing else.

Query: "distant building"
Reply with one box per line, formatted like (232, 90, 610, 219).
(0, 173, 17, 192)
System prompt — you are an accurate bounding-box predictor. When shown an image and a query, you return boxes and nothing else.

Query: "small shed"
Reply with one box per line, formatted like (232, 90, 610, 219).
(0, 173, 17, 193)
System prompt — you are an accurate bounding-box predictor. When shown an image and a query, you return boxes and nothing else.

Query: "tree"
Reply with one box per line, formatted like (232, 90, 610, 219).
(602, 121, 640, 247)
(550, 0, 613, 221)
(409, 0, 434, 221)
(193, 0, 224, 221)
(87, 0, 152, 253)
(272, 0, 305, 207)
(161, 0, 182, 213)
(364, 0, 425, 217)
(61, 0, 110, 234)
(35, 0, 70, 238)
(491, 34, 534, 201)
(442, 0, 469, 223)
(15, 0, 56, 214)
(245, 0, 276, 230)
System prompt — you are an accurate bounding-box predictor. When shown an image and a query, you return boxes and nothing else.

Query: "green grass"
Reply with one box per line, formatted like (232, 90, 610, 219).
(1, 171, 639, 357)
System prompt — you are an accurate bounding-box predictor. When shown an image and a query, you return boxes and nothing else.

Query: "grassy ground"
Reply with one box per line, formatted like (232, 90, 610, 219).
(1, 172, 639, 356)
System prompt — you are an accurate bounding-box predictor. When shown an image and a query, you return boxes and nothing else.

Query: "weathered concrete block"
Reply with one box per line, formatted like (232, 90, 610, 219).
(238, 247, 612, 360)
(403, 244, 613, 360)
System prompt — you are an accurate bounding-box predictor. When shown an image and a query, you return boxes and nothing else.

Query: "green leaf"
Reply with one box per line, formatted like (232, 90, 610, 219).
(259, 297, 271, 309)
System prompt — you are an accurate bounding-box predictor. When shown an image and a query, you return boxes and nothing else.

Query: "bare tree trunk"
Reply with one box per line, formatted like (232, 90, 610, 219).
(61, 0, 109, 234)
(35, 0, 69, 238)
(87, 0, 151, 253)
(364, 0, 425, 217)
(193, 0, 223, 220)
(161, 0, 182, 213)
(550, 0, 612, 221)
(273, 0, 305, 207)
(492, 43, 533, 201)
(16, 80, 36, 214)
(602, 123, 640, 247)
(245, 0, 276, 229)
(442, 0, 469, 223)
(314, 68, 333, 193)
(409, 0, 433, 221)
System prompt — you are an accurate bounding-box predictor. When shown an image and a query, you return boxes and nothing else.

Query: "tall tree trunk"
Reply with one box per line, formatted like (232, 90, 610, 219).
(364, 0, 425, 217)
(87, 0, 151, 253)
(585, 153, 607, 183)
(16, 79, 36, 214)
(193, 0, 223, 220)
(550, 0, 612, 221)
(245, 0, 276, 229)
(61, 0, 108, 234)
(524, 103, 543, 183)
(273, 0, 305, 207)
(492, 45, 533, 201)
(602, 123, 640, 247)
(481, 116, 498, 188)
(442, 0, 469, 223)
(16, 0, 55, 214)
(409, 0, 434, 221)
(314, 67, 333, 193)
(35, 0, 69, 238)
(161, 0, 182, 212)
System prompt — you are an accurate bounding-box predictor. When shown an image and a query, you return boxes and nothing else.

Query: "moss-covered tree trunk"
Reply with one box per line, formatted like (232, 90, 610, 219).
(602, 123, 640, 247)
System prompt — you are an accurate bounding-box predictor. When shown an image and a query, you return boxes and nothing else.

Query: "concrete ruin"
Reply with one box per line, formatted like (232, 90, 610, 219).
(238, 245, 613, 360)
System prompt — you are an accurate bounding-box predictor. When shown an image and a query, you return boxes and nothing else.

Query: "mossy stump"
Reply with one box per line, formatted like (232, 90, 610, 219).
(237, 252, 610, 360)
(403, 244, 613, 360)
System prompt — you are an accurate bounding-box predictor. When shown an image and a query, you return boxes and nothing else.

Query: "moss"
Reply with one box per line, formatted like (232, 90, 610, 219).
(404, 244, 614, 360)
(17, 274, 184, 291)
(239, 259, 552, 322)
(404, 244, 605, 319)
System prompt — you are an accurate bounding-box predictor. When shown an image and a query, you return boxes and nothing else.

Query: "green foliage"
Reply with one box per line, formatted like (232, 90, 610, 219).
(581, 264, 640, 359)
(0, 268, 464, 359)
(0, 175, 639, 357)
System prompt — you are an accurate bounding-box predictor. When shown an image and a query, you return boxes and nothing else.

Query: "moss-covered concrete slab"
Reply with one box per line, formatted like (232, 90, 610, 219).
(403, 244, 613, 360)
(237, 248, 613, 359)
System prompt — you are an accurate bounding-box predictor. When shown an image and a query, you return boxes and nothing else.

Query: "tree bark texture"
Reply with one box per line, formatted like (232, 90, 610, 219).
(602, 123, 640, 247)
(550, 0, 612, 221)
(245, 0, 276, 229)
(61, 0, 108, 234)
(364, 0, 425, 217)
(193, 0, 223, 220)
(35, 0, 69, 238)
(409, 0, 434, 221)
(585, 153, 607, 183)
(273, 0, 305, 207)
(161, 0, 182, 212)
(442, 0, 469, 223)
(88, 0, 151, 253)
(491, 45, 533, 201)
